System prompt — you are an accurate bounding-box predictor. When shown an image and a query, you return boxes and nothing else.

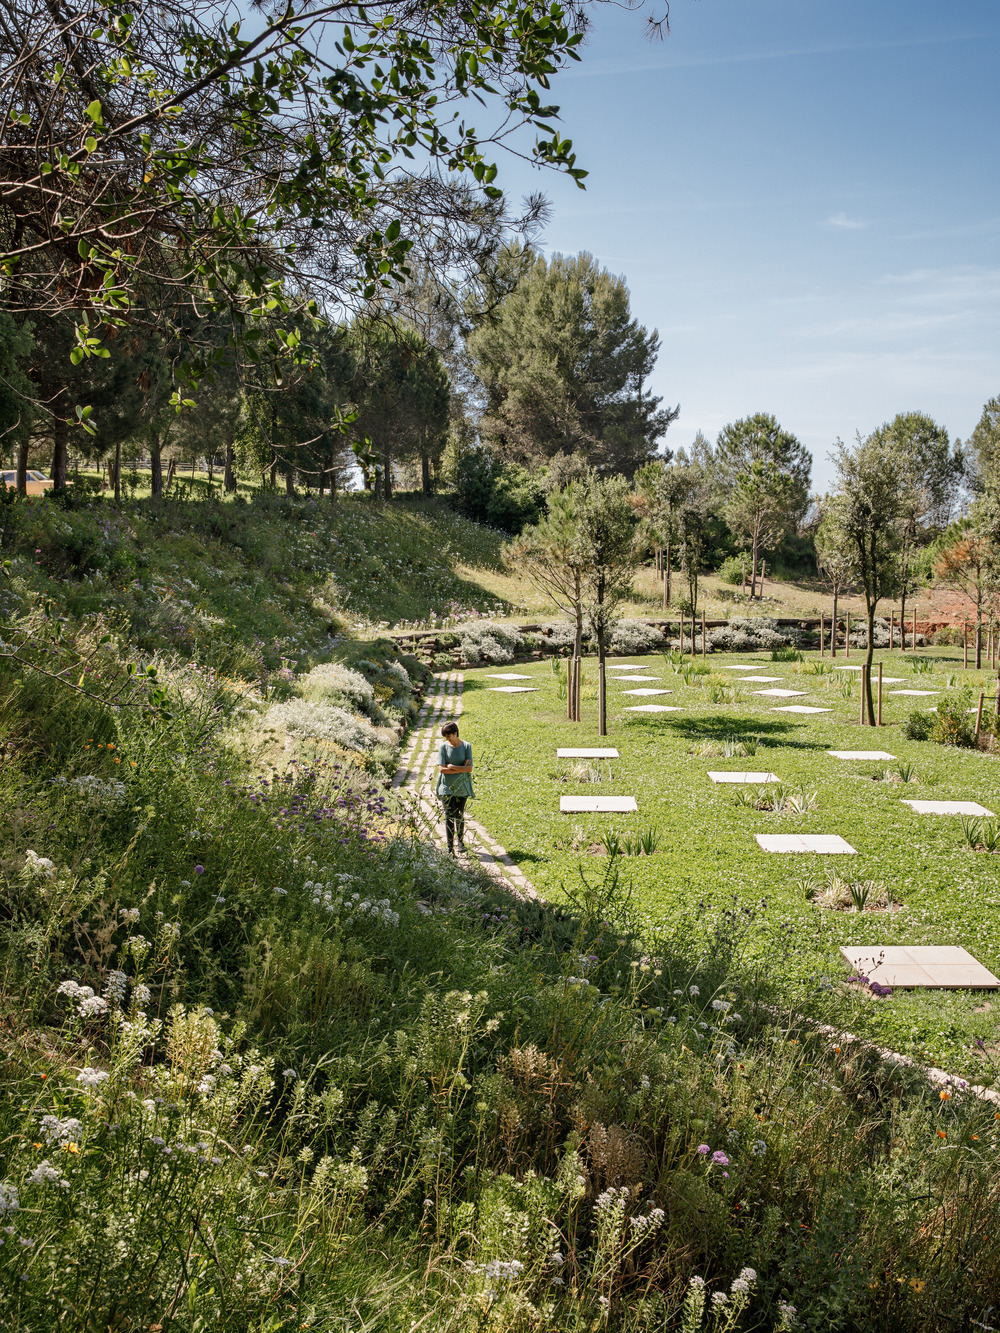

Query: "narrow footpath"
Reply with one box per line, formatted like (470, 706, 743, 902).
(392, 672, 537, 898)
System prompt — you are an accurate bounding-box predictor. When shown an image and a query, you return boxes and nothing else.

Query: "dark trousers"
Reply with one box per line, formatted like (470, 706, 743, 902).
(442, 795, 467, 849)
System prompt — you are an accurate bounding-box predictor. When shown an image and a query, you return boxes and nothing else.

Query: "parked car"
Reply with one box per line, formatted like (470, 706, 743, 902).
(0, 469, 56, 496)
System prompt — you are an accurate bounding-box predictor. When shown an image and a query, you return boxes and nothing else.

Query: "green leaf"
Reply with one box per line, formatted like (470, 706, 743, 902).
(85, 99, 102, 123)
(85, 136, 97, 153)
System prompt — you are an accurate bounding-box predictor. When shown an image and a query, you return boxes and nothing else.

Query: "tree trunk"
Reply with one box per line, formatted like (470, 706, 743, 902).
(269, 458, 278, 489)
(900, 589, 907, 650)
(597, 629, 607, 737)
(663, 537, 671, 608)
(976, 615, 983, 670)
(750, 530, 759, 600)
(285, 470, 295, 496)
(166, 458, 176, 493)
(150, 431, 163, 498)
(421, 451, 431, 495)
(207, 454, 214, 487)
(114, 439, 122, 503)
(223, 434, 236, 493)
(15, 439, 28, 495)
(383, 444, 392, 499)
(573, 578, 583, 722)
(864, 606, 876, 725)
(831, 589, 838, 658)
(50, 410, 68, 492)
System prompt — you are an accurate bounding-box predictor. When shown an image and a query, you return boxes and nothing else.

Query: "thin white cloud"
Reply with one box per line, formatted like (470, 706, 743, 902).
(826, 211, 867, 231)
(561, 30, 995, 81)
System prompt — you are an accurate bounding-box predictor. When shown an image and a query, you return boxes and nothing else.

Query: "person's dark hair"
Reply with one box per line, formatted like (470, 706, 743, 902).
(441, 722, 459, 739)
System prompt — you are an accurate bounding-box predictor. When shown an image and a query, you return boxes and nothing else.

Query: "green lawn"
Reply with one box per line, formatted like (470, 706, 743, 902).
(461, 648, 1000, 1078)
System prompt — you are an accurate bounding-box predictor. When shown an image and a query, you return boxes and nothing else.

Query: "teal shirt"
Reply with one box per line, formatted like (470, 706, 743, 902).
(437, 741, 474, 798)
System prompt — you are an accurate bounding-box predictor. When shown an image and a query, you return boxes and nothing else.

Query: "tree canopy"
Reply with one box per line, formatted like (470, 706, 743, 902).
(468, 250, 677, 476)
(0, 0, 590, 376)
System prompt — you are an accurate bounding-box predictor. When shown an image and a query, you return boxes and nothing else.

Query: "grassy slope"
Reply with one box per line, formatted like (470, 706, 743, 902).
(462, 650, 1000, 1077)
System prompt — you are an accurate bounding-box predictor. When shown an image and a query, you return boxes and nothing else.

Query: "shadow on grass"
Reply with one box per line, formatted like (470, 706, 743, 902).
(621, 711, 837, 751)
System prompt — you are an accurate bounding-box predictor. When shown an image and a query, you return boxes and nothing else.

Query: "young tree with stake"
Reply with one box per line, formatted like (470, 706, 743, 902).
(505, 482, 589, 720)
(831, 430, 909, 724)
(577, 477, 641, 735)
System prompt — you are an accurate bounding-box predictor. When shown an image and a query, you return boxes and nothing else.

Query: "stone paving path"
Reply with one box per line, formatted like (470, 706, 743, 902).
(392, 672, 537, 898)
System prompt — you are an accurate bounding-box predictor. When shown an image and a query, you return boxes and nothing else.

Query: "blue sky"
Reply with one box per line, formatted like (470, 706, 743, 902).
(497, 0, 1000, 490)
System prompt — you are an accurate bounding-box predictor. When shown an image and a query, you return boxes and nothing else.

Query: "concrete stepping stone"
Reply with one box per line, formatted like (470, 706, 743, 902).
(560, 795, 638, 813)
(608, 664, 648, 671)
(889, 689, 939, 697)
(622, 688, 672, 696)
(840, 945, 999, 989)
(738, 675, 783, 682)
(487, 686, 538, 693)
(880, 677, 904, 683)
(557, 748, 619, 758)
(720, 664, 763, 670)
(624, 704, 683, 713)
(486, 673, 535, 680)
(902, 799, 995, 817)
(773, 705, 832, 714)
(754, 688, 806, 698)
(708, 771, 779, 783)
(756, 834, 857, 854)
(611, 674, 661, 682)
(827, 750, 896, 760)
(834, 665, 863, 671)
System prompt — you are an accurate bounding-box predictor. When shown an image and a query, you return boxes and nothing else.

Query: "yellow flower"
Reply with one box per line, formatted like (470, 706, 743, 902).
(939, 1090, 951, 1101)
(909, 1279, 925, 1293)
(62, 1142, 80, 1154)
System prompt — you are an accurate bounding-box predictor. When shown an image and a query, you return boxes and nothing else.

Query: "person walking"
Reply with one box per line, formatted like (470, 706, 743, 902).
(436, 720, 474, 854)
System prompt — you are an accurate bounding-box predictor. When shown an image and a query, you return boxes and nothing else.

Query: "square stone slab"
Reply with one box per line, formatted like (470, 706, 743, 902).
(557, 748, 619, 759)
(611, 674, 661, 682)
(828, 750, 897, 760)
(754, 688, 806, 698)
(625, 704, 683, 713)
(560, 795, 638, 813)
(773, 705, 832, 714)
(487, 686, 538, 693)
(719, 664, 763, 670)
(880, 677, 905, 683)
(834, 665, 863, 671)
(622, 688, 673, 696)
(608, 664, 648, 671)
(756, 834, 857, 854)
(708, 771, 779, 784)
(486, 673, 535, 680)
(738, 675, 783, 682)
(902, 799, 995, 817)
(888, 689, 939, 697)
(840, 946, 1000, 989)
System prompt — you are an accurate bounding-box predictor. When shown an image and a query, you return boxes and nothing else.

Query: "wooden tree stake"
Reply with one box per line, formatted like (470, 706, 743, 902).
(877, 662, 883, 727)
(701, 610, 707, 658)
(975, 692, 984, 743)
(820, 612, 825, 657)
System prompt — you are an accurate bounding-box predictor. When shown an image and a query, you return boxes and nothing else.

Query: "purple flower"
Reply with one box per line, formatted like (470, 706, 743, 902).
(697, 1144, 710, 1155)
(711, 1151, 730, 1166)
(194, 865, 205, 875)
